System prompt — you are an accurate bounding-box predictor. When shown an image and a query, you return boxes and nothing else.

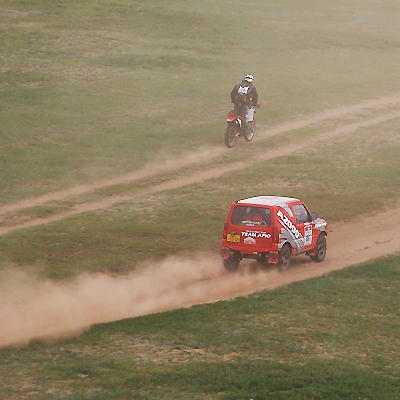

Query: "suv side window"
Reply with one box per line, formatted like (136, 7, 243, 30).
(293, 204, 311, 224)
(231, 206, 271, 227)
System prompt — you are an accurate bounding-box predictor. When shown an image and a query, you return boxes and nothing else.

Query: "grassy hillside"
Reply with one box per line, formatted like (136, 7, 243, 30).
(1, 0, 400, 399)
(1, 0, 400, 277)
(1, 0, 400, 202)
(2, 116, 400, 279)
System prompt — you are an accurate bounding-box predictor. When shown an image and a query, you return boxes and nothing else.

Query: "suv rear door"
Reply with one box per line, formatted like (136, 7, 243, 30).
(229, 204, 273, 251)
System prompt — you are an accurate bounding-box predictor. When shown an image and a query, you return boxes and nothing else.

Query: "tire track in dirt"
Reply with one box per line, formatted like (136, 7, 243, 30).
(0, 148, 226, 215)
(154, 111, 400, 191)
(2, 92, 400, 220)
(258, 92, 400, 139)
(1, 109, 400, 236)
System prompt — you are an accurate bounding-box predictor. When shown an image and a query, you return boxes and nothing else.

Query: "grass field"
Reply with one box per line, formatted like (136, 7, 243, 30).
(2, 0, 400, 202)
(1, 0, 400, 398)
(1, 257, 399, 398)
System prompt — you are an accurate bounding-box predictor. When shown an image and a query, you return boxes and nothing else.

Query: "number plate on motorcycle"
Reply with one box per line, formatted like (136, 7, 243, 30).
(227, 234, 240, 243)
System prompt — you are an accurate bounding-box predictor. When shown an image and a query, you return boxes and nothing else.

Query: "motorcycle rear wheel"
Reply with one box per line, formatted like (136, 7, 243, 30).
(244, 120, 256, 142)
(225, 124, 239, 148)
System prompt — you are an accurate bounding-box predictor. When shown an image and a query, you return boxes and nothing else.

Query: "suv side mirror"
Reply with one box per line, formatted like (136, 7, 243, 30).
(311, 212, 317, 221)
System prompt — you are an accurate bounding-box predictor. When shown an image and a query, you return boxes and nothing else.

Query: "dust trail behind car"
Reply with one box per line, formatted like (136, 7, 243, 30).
(2, 198, 400, 349)
(0, 257, 282, 348)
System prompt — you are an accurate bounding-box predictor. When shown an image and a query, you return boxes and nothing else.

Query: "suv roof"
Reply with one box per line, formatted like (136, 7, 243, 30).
(237, 196, 300, 207)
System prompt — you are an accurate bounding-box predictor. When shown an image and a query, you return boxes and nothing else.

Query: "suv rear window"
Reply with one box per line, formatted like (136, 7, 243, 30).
(231, 206, 271, 227)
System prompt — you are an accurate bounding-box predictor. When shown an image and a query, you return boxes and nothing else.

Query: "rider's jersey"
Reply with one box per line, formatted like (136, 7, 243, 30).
(231, 81, 258, 107)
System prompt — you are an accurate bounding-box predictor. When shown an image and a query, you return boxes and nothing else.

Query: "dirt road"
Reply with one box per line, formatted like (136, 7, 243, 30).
(1, 93, 400, 348)
(2, 92, 400, 230)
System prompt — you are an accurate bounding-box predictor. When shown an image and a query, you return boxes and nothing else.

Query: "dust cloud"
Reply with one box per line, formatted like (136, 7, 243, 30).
(0, 257, 281, 349)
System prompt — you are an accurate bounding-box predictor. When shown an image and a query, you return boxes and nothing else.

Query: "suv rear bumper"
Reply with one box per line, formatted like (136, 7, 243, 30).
(220, 246, 279, 264)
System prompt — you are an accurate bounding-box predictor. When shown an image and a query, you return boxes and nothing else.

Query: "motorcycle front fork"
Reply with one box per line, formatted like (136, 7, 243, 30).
(238, 120, 249, 135)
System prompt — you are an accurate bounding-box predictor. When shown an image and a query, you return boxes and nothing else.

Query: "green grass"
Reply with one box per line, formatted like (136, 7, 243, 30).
(1, 116, 400, 278)
(2, 0, 400, 398)
(2, 0, 400, 202)
(1, 256, 399, 398)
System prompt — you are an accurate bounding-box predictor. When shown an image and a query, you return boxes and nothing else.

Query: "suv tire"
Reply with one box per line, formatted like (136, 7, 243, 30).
(278, 244, 291, 271)
(223, 255, 240, 272)
(311, 234, 327, 263)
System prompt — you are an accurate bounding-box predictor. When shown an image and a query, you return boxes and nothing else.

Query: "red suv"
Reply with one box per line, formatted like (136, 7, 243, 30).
(220, 196, 328, 271)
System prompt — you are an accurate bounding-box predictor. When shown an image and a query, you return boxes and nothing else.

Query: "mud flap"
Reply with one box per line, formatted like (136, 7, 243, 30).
(220, 247, 231, 259)
(268, 251, 279, 264)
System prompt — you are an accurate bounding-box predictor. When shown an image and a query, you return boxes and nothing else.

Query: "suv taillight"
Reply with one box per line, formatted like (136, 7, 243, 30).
(272, 227, 279, 243)
(223, 223, 228, 239)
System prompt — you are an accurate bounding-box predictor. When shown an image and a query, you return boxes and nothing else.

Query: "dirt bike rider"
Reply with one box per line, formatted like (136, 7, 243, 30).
(230, 74, 259, 134)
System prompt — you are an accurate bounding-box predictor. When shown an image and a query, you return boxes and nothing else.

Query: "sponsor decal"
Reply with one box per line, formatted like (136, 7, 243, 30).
(280, 203, 294, 217)
(277, 209, 304, 250)
(244, 237, 256, 245)
(241, 220, 266, 227)
(314, 220, 327, 230)
(277, 210, 302, 239)
(241, 230, 271, 239)
(304, 223, 312, 246)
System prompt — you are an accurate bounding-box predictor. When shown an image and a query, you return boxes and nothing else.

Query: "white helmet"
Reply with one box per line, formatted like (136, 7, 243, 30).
(244, 74, 254, 83)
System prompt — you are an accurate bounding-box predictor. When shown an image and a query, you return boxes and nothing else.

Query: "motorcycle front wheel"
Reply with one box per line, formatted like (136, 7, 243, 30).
(225, 124, 239, 148)
(244, 119, 256, 142)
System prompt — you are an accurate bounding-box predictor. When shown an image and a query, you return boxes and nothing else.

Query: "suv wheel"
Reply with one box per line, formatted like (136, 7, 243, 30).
(223, 255, 240, 272)
(311, 234, 327, 263)
(278, 244, 291, 271)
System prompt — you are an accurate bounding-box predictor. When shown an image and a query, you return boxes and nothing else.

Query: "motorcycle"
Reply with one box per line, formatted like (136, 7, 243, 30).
(224, 104, 260, 148)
